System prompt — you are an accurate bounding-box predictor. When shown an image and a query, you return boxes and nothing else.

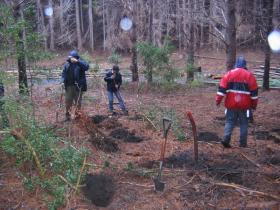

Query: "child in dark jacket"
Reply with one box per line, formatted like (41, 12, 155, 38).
(104, 65, 128, 115)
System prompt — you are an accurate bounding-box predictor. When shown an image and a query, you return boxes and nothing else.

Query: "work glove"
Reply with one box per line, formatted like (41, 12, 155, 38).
(70, 57, 78, 63)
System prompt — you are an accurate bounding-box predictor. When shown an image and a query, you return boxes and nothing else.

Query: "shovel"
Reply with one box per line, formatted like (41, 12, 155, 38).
(71, 86, 82, 120)
(154, 117, 172, 192)
(56, 84, 64, 122)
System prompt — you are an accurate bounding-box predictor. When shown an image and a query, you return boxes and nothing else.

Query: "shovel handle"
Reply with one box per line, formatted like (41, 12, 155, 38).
(160, 118, 172, 161)
(163, 117, 172, 138)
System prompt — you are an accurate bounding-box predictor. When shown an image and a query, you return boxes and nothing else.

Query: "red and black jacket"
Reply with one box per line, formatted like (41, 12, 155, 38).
(216, 68, 258, 110)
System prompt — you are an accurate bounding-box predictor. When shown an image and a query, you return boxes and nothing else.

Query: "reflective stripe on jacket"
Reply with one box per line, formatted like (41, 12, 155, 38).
(216, 68, 258, 110)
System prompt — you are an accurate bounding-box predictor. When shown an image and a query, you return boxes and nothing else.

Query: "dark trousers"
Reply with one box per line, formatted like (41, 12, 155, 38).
(107, 91, 126, 111)
(223, 109, 248, 146)
(65, 86, 83, 116)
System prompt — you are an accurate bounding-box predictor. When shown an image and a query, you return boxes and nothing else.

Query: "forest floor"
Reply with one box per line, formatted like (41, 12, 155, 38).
(1, 50, 280, 210)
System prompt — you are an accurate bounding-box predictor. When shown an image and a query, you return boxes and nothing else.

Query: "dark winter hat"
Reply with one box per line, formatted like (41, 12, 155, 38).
(235, 56, 247, 69)
(68, 50, 80, 59)
(112, 65, 120, 71)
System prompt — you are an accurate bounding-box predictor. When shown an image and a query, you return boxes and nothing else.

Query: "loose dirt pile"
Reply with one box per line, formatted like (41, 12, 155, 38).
(83, 173, 115, 207)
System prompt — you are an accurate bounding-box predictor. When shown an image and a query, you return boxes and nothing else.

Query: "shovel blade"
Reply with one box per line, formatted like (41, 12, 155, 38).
(153, 177, 165, 192)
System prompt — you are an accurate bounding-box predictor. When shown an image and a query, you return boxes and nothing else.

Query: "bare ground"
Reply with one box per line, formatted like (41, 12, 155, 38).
(1, 51, 280, 210)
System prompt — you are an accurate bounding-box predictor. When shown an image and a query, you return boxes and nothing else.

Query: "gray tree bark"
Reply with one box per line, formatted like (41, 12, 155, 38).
(11, 1, 28, 94)
(147, 0, 154, 84)
(102, 0, 106, 51)
(131, 0, 139, 82)
(88, 0, 94, 51)
(225, 0, 236, 70)
(263, 0, 274, 90)
(49, 0, 55, 51)
(36, 0, 47, 50)
(75, 0, 83, 50)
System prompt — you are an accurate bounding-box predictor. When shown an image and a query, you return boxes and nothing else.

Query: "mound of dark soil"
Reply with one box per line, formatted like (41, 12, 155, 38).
(91, 115, 107, 124)
(101, 118, 122, 129)
(261, 154, 280, 166)
(128, 114, 143, 121)
(255, 130, 270, 140)
(198, 131, 221, 142)
(110, 128, 143, 143)
(206, 153, 256, 186)
(164, 151, 208, 168)
(83, 173, 115, 207)
(270, 128, 280, 143)
(138, 160, 157, 169)
(89, 136, 119, 152)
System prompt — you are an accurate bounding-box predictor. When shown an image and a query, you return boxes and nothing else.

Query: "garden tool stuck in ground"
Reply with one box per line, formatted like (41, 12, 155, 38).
(71, 86, 82, 120)
(154, 117, 172, 192)
(56, 84, 64, 122)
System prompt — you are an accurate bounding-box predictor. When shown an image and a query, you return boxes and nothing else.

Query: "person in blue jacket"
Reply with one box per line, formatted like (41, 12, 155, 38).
(104, 65, 128, 115)
(61, 50, 89, 120)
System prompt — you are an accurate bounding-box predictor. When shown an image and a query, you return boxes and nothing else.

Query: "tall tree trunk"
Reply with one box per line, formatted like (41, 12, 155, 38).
(88, 0, 94, 51)
(80, 0, 84, 33)
(36, 0, 47, 50)
(263, 0, 274, 90)
(166, 0, 170, 37)
(131, 0, 138, 82)
(177, 0, 182, 52)
(147, 0, 154, 84)
(186, 0, 195, 81)
(225, 0, 236, 70)
(12, 4, 28, 94)
(75, 0, 82, 50)
(253, 0, 262, 48)
(187, 0, 195, 66)
(49, 0, 55, 51)
(59, 0, 64, 33)
(102, 0, 106, 51)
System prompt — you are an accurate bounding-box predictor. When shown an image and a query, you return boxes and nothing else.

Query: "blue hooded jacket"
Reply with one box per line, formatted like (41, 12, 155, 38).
(235, 56, 247, 69)
(62, 50, 89, 91)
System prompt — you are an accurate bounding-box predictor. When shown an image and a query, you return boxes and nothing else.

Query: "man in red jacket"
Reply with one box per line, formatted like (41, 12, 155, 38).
(216, 56, 258, 148)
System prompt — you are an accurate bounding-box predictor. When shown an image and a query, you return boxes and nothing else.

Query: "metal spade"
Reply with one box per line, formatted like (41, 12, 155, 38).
(154, 117, 172, 192)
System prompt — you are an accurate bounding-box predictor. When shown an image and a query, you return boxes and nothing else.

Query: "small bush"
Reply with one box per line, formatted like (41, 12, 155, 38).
(142, 104, 186, 141)
(108, 49, 122, 65)
(0, 96, 88, 210)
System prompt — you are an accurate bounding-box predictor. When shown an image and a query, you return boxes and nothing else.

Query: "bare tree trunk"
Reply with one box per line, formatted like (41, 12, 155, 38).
(177, 0, 182, 51)
(131, 0, 138, 82)
(254, 0, 262, 48)
(49, 0, 55, 51)
(12, 3, 28, 94)
(59, 0, 64, 33)
(187, 0, 195, 66)
(166, 0, 170, 37)
(88, 0, 94, 51)
(147, 0, 154, 84)
(75, 0, 82, 50)
(102, 0, 106, 51)
(263, 0, 274, 90)
(80, 0, 84, 33)
(225, 0, 236, 70)
(36, 0, 47, 50)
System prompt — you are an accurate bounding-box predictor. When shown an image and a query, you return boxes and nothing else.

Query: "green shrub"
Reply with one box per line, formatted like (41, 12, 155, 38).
(142, 104, 186, 141)
(108, 49, 122, 65)
(0, 95, 88, 210)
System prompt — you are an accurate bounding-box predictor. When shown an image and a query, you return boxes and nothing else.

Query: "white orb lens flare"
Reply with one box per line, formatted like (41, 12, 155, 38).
(268, 30, 280, 52)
